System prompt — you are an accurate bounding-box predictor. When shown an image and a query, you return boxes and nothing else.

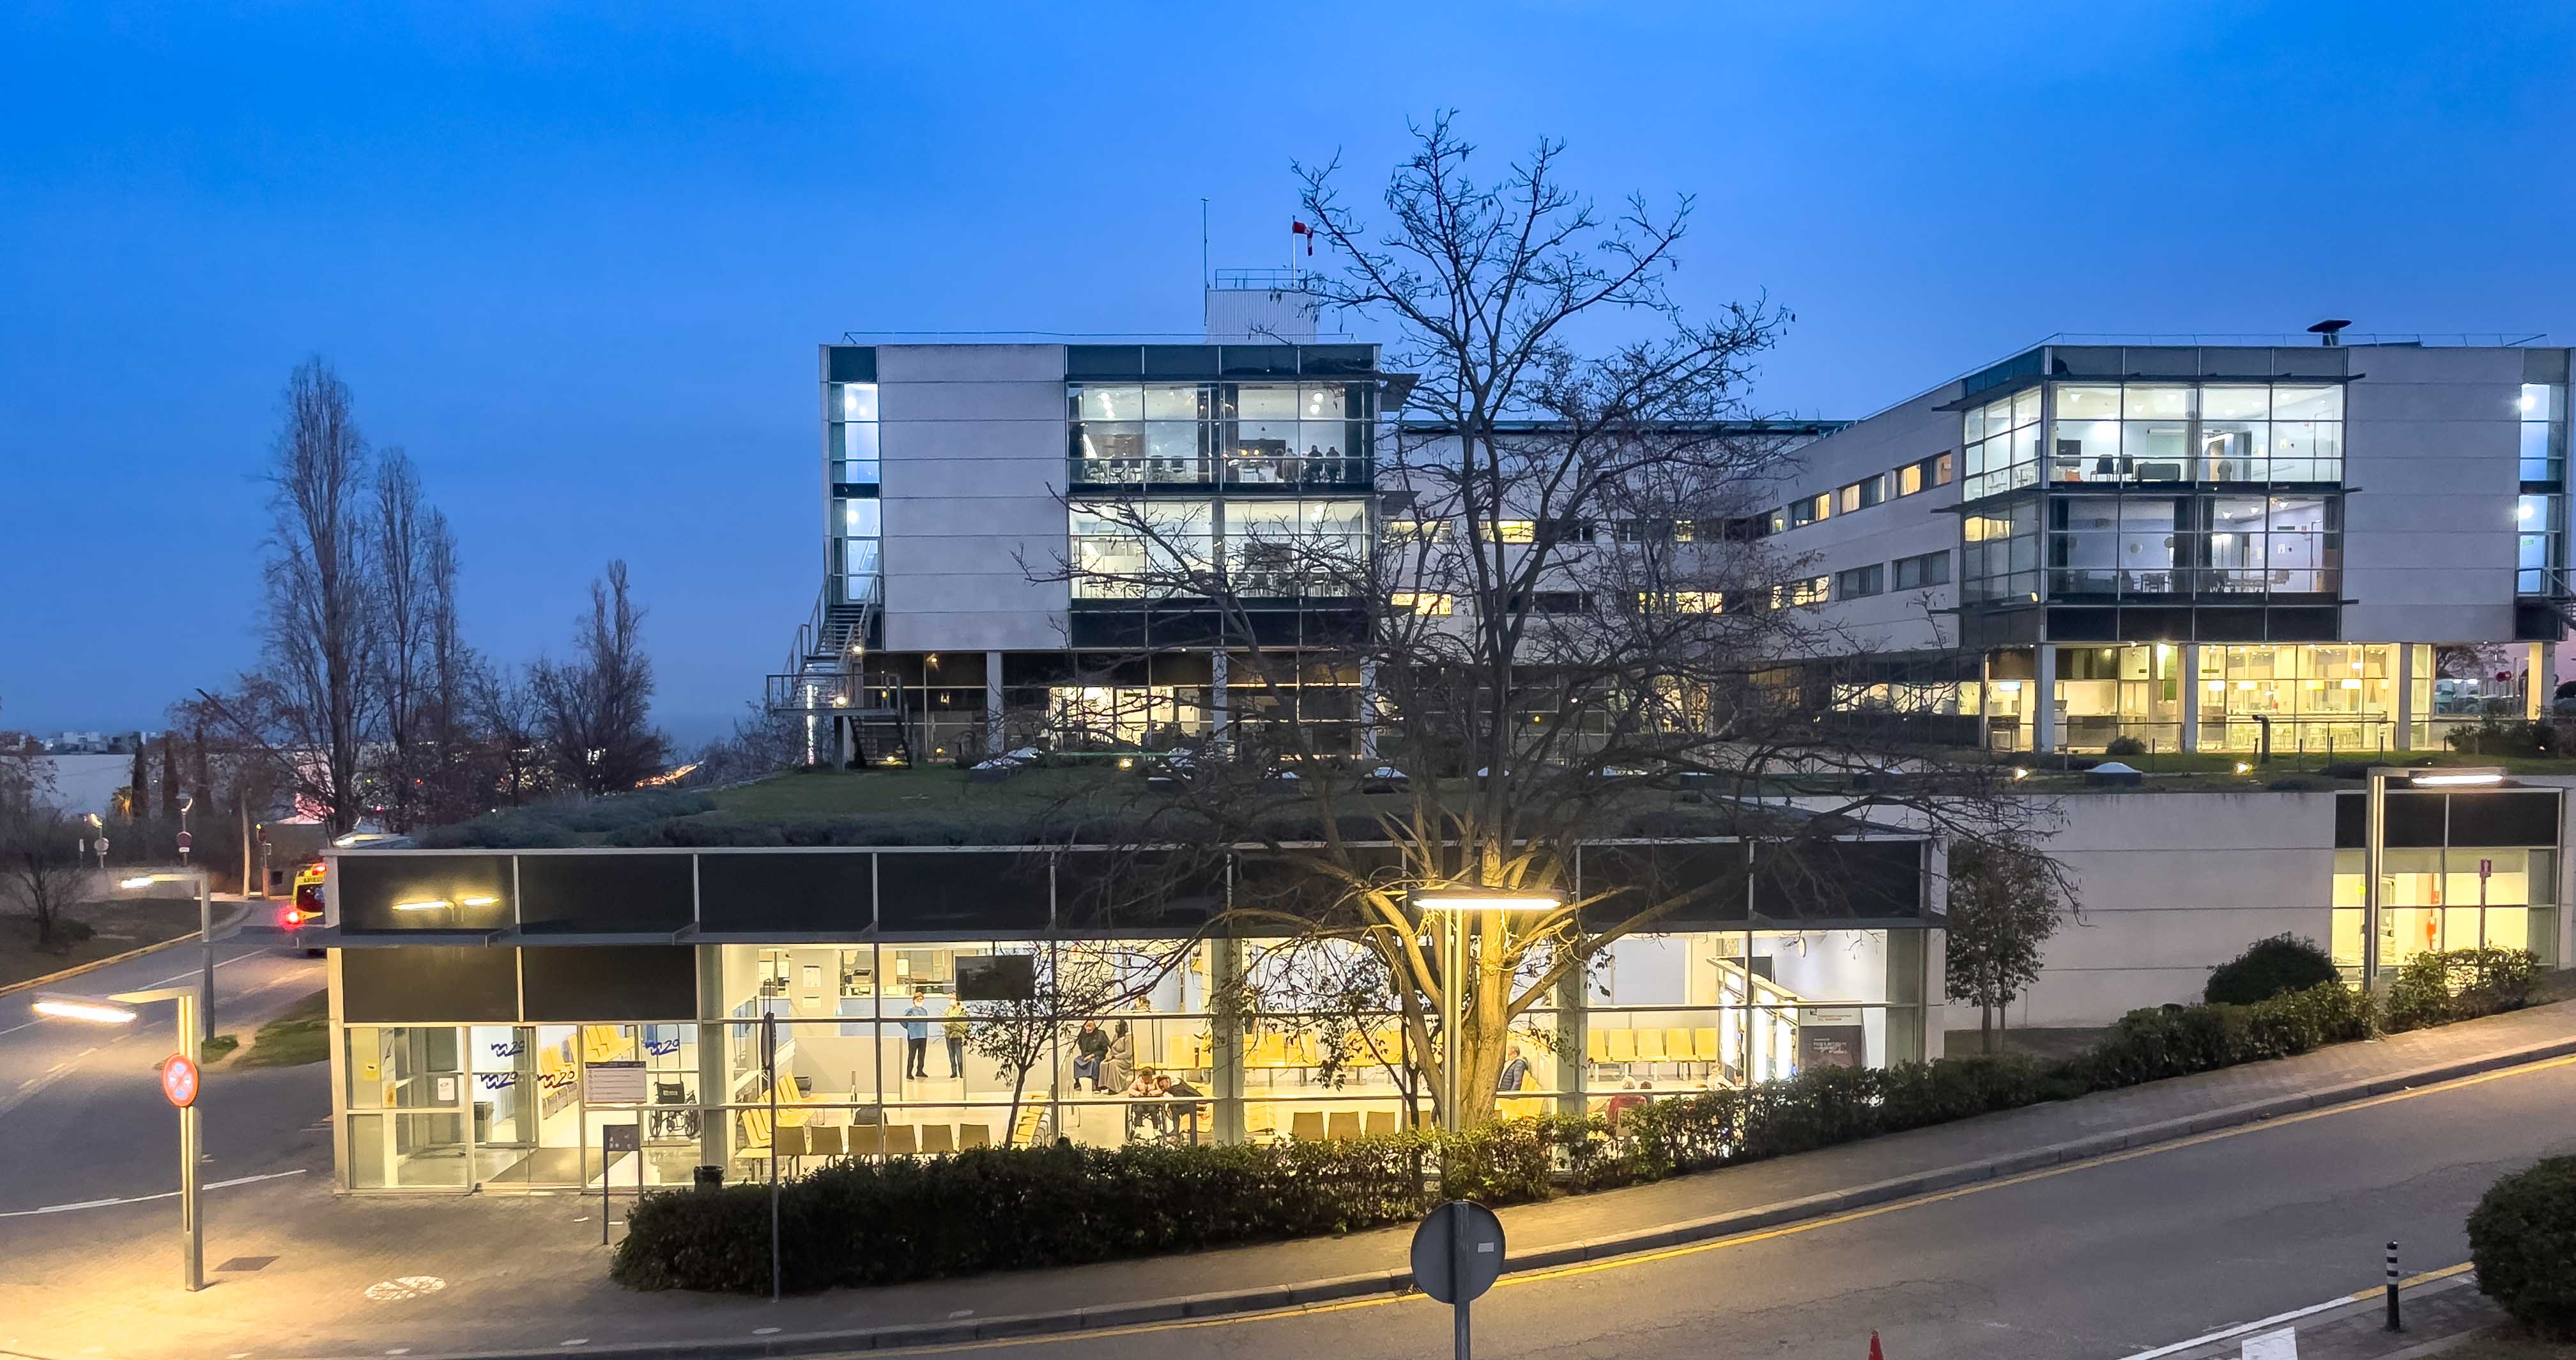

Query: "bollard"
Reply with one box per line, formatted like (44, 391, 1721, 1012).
(2384, 1240, 2401, 1332)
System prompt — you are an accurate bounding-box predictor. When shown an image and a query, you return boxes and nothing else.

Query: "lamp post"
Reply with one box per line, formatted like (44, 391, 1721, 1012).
(2362, 766, 2505, 993)
(120, 869, 213, 1044)
(1410, 892, 1561, 1133)
(31, 986, 205, 1290)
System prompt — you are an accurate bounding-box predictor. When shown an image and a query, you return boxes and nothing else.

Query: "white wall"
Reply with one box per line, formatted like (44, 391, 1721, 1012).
(876, 344, 1072, 653)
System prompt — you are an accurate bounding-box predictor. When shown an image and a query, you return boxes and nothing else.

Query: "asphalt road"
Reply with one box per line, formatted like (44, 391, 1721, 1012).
(919, 1056, 2576, 1360)
(0, 913, 327, 1215)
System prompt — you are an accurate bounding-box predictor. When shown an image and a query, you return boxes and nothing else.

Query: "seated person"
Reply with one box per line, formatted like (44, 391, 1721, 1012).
(1602, 1079, 1648, 1132)
(1124, 1069, 1165, 1132)
(1071, 1020, 1109, 1091)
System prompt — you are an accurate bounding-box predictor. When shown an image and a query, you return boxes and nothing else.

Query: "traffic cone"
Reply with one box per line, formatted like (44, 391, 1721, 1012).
(1867, 1331, 1885, 1360)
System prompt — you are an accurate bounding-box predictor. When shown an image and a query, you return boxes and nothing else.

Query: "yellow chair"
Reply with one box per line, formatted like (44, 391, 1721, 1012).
(1289, 1110, 1326, 1142)
(804, 1125, 844, 1157)
(1326, 1111, 1361, 1141)
(737, 1106, 771, 1158)
(882, 1124, 917, 1157)
(1365, 1109, 1399, 1137)
(1692, 1028, 1722, 1066)
(772, 1124, 808, 1158)
(958, 1124, 991, 1149)
(1663, 1029, 1696, 1077)
(1634, 1028, 1669, 1067)
(921, 1124, 955, 1154)
(1585, 1028, 1610, 1065)
(1604, 1028, 1637, 1074)
(848, 1125, 882, 1159)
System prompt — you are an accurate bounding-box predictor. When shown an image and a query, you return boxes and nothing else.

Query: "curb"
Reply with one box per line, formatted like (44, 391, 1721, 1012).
(319, 1030, 2576, 1360)
(0, 902, 256, 999)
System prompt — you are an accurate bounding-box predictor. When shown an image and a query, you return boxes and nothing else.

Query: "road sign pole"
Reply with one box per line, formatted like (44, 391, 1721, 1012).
(195, 874, 213, 1046)
(1450, 1202, 1471, 1360)
(177, 991, 203, 1292)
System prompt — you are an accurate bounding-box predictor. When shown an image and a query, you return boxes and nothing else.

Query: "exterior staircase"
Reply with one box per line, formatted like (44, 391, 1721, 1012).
(765, 591, 913, 768)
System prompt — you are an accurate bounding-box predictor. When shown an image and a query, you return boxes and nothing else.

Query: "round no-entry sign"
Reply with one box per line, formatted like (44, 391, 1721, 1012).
(161, 1053, 200, 1108)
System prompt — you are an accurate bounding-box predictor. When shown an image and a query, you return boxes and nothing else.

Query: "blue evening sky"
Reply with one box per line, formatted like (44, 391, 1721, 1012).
(4, 1, 2570, 745)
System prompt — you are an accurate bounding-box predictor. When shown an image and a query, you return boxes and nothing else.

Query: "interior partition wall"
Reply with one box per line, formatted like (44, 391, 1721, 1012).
(325, 839, 1935, 1193)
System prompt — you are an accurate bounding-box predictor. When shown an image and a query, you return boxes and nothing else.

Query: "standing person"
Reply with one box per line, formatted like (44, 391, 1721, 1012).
(1071, 1020, 1109, 1092)
(1497, 1042, 1530, 1096)
(1100, 1019, 1134, 1097)
(902, 991, 931, 1079)
(942, 998, 969, 1079)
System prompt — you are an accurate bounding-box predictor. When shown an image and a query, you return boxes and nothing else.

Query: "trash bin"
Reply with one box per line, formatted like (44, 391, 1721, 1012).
(691, 1164, 723, 1191)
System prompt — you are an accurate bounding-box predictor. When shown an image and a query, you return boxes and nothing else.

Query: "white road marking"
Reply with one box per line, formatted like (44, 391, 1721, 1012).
(0, 1168, 306, 1217)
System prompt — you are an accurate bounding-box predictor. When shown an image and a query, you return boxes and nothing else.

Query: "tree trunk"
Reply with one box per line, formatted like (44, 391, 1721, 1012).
(1980, 1004, 1994, 1055)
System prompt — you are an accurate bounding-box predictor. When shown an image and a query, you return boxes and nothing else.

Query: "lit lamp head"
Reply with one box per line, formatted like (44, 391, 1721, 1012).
(2372, 765, 2508, 789)
(1411, 890, 1563, 915)
(30, 993, 141, 1026)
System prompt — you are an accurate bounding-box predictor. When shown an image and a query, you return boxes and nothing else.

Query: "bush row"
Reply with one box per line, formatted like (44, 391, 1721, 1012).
(614, 966, 2533, 1295)
(413, 791, 716, 848)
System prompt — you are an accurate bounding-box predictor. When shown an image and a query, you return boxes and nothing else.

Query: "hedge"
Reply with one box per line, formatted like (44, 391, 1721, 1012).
(614, 973, 2531, 1295)
(2469, 1155, 2576, 1339)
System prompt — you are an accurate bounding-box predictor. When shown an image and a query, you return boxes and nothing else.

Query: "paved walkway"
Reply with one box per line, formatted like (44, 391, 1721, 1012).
(5, 1000, 2572, 1360)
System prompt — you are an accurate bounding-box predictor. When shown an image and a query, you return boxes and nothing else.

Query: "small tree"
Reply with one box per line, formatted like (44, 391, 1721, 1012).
(0, 805, 89, 951)
(532, 560, 671, 794)
(127, 739, 150, 822)
(960, 941, 1193, 1147)
(1945, 838, 2073, 1052)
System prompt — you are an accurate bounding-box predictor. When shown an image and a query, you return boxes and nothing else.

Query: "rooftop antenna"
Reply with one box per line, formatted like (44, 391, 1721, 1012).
(1200, 197, 1209, 288)
(2308, 318, 2352, 347)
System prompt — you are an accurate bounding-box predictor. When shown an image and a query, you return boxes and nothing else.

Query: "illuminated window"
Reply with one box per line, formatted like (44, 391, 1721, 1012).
(1383, 518, 1453, 544)
(1478, 520, 1538, 544)
(1636, 590, 1724, 614)
(1390, 591, 1454, 616)
(1770, 575, 1830, 608)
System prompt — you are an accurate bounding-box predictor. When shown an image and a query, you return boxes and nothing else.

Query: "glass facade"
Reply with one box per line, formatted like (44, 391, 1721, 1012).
(1961, 388, 2041, 500)
(328, 844, 1932, 1193)
(2046, 493, 2338, 599)
(2044, 382, 2343, 488)
(2332, 851, 2559, 975)
(1068, 382, 1374, 488)
(829, 381, 883, 610)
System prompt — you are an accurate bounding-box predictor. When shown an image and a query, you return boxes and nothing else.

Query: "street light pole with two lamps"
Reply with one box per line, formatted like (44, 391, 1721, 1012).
(30, 986, 206, 1290)
(2362, 765, 2506, 993)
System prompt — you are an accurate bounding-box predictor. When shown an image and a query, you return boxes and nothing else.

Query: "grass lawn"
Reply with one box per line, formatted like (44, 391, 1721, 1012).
(236, 989, 329, 1068)
(0, 896, 208, 989)
(201, 1033, 241, 1063)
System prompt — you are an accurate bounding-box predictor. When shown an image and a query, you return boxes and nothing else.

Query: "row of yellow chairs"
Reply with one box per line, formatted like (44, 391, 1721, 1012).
(1588, 1026, 1726, 1072)
(1284, 1109, 1407, 1141)
(733, 1079, 815, 1156)
(1150, 1031, 1410, 1077)
(770, 1122, 992, 1159)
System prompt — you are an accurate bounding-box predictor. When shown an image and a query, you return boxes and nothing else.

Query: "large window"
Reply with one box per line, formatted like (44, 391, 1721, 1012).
(839, 499, 881, 606)
(2200, 644, 2398, 752)
(1961, 389, 2041, 500)
(2049, 382, 2343, 486)
(2334, 846, 2558, 975)
(1225, 500, 1368, 597)
(829, 381, 880, 489)
(1069, 382, 1372, 488)
(2522, 383, 2566, 484)
(1834, 564, 1883, 599)
(1962, 501, 2039, 603)
(2518, 493, 2563, 595)
(1891, 550, 1950, 589)
(2042, 493, 2335, 598)
(1069, 501, 1213, 599)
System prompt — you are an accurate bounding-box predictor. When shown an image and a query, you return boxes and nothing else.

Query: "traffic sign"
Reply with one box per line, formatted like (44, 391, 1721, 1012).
(1411, 1199, 1505, 1304)
(161, 1053, 200, 1108)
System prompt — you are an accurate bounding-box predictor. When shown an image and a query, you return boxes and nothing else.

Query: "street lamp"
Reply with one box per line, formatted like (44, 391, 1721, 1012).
(119, 869, 213, 1045)
(2361, 766, 2506, 993)
(31, 986, 205, 1290)
(1411, 890, 1561, 1133)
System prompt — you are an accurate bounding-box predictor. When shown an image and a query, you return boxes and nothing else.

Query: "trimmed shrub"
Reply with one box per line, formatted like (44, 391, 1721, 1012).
(2205, 934, 2340, 1005)
(2469, 1156, 2576, 1339)
(2386, 947, 2540, 1032)
(2104, 736, 2148, 756)
(617, 978, 2467, 1297)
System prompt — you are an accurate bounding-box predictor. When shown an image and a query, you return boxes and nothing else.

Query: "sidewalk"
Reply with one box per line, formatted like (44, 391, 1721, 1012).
(2153, 1271, 2506, 1360)
(6, 999, 2573, 1360)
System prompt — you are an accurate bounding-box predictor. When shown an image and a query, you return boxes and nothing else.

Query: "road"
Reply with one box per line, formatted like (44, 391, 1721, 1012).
(0, 913, 326, 1216)
(913, 1056, 2576, 1360)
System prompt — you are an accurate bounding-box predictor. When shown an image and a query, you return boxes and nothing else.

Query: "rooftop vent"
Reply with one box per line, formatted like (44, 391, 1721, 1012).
(2307, 318, 2353, 347)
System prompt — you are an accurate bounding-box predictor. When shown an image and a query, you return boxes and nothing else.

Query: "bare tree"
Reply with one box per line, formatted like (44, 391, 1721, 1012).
(371, 449, 434, 830)
(532, 560, 671, 794)
(1039, 117, 2038, 1126)
(472, 661, 552, 807)
(199, 359, 379, 833)
(0, 804, 89, 951)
